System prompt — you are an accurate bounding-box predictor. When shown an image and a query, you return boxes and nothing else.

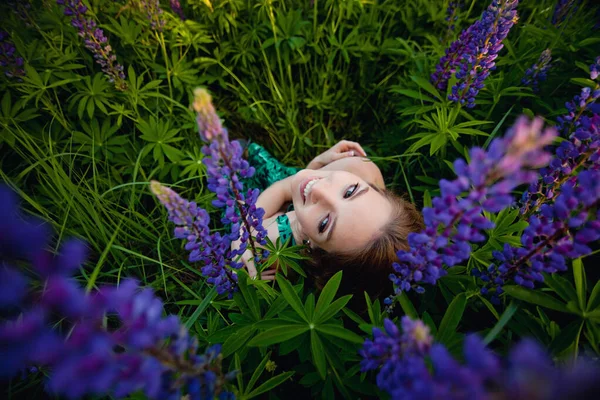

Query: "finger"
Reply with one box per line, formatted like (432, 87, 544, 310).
(245, 259, 258, 278)
(260, 269, 277, 277)
(347, 141, 367, 157)
(261, 275, 276, 281)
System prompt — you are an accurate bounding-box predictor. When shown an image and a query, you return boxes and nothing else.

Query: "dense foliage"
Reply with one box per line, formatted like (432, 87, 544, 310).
(2, 0, 600, 399)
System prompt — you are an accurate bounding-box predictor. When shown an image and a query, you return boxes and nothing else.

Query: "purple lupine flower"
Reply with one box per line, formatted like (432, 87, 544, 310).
(388, 116, 556, 298)
(523, 57, 600, 215)
(56, 0, 127, 91)
(193, 88, 268, 263)
(6, 0, 32, 25)
(140, 0, 166, 31)
(445, 1, 461, 34)
(522, 49, 552, 93)
(552, 0, 580, 27)
(360, 317, 600, 400)
(0, 185, 235, 399)
(480, 169, 600, 296)
(432, 0, 519, 108)
(0, 31, 25, 79)
(150, 181, 242, 296)
(169, 0, 186, 21)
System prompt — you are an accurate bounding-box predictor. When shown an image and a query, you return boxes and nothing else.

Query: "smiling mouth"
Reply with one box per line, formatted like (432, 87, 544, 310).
(300, 177, 320, 204)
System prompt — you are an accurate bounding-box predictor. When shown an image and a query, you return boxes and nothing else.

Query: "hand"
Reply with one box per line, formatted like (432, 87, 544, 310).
(307, 140, 367, 169)
(237, 248, 276, 281)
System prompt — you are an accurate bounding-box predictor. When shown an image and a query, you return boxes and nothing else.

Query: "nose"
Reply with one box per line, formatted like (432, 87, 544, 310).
(310, 180, 334, 205)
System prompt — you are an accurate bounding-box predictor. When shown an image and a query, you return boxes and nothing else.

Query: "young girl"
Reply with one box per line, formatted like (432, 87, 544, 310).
(233, 140, 424, 301)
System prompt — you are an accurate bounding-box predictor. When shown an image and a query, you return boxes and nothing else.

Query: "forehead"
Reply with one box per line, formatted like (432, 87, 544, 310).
(323, 189, 392, 252)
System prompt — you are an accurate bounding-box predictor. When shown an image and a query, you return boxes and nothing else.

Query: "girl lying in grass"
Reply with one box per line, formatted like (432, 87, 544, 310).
(232, 140, 424, 301)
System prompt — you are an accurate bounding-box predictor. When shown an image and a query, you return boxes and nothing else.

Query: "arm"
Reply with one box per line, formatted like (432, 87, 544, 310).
(306, 140, 367, 169)
(231, 175, 294, 279)
(254, 175, 294, 219)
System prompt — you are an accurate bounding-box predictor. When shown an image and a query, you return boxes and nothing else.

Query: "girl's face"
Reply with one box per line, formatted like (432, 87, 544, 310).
(291, 169, 392, 253)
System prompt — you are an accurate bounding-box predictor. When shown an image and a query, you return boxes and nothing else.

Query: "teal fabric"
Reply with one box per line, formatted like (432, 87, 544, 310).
(243, 143, 299, 246)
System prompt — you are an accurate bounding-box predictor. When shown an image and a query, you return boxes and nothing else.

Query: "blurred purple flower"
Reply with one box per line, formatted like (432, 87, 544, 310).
(432, 0, 519, 108)
(360, 317, 600, 399)
(56, 0, 127, 90)
(522, 49, 552, 93)
(0, 30, 25, 79)
(140, 0, 166, 31)
(170, 0, 186, 21)
(0, 185, 235, 399)
(552, 0, 580, 27)
(388, 116, 555, 298)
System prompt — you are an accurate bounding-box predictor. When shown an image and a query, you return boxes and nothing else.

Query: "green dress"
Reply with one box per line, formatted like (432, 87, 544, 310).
(243, 143, 299, 246)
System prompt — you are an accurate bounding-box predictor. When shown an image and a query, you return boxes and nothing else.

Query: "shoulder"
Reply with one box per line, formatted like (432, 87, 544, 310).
(320, 157, 385, 189)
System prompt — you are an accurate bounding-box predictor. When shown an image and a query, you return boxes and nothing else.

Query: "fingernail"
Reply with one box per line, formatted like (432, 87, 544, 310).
(350, 150, 355, 156)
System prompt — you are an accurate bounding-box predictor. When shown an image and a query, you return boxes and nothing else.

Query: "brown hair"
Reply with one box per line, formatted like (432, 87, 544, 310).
(304, 186, 424, 309)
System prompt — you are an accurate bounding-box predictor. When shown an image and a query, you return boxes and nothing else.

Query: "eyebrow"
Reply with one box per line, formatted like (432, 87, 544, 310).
(326, 186, 370, 241)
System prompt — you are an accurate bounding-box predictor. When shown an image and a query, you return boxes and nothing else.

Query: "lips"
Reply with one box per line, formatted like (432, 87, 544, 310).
(300, 177, 319, 204)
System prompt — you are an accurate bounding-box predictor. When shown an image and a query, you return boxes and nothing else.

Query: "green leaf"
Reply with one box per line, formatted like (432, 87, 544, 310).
(246, 372, 295, 399)
(246, 351, 270, 394)
(544, 274, 577, 303)
(437, 293, 467, 344)
(310, 330, 327, 379)
(483, 300, 520, 345)
(316, 295, 352, 324)
(277, 274, 309, 322)
(248, 325, 309, 347)
(588, 279, 600, 312)
(503, 286, 571, 314)
(316, 324, 364, 344)
(221, 325, 256, 358)
(550, 320, 583, 354)
(184, 288, 217, 329)
(397, 292, 418, 319)
(410, 75, 442, 100)
(238, 273, 261, 321)
(391, 88, 435, 102)
(315, 271, 342, 319)
(572, 258, 586, 311)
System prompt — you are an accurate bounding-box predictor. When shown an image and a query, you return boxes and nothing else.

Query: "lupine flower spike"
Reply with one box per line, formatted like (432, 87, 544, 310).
(150, 181, 241, 296)
(522, 49, 552, 93)
(56, 0, 127, 90)
(152, 89, 268, 295)
(360, 317, 600, 399)
(192, 88, 268, 264)
(140, 0, 166, 31)
(388, 116, 556, 300)
(432, 0, 519, 108)
(481, 57, 600, 299)
(0, 185, 235, 399)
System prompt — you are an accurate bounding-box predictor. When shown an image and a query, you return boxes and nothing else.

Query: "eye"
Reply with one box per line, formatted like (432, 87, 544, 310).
(318, 215, 330, 233)
(344, 183, 360, 199)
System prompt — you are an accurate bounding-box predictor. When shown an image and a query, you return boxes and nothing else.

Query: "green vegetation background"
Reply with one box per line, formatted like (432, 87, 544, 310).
(2, 0, 600, 398)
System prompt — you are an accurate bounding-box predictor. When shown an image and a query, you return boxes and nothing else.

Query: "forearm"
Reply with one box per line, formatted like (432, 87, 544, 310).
(255, 176, 293, 219)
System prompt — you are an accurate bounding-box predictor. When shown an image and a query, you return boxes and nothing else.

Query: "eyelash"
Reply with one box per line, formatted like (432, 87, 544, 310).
(318, 183, 360, 234)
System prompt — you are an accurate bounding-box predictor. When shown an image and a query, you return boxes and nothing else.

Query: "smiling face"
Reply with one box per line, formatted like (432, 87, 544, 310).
(291, 169, 392, 253)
